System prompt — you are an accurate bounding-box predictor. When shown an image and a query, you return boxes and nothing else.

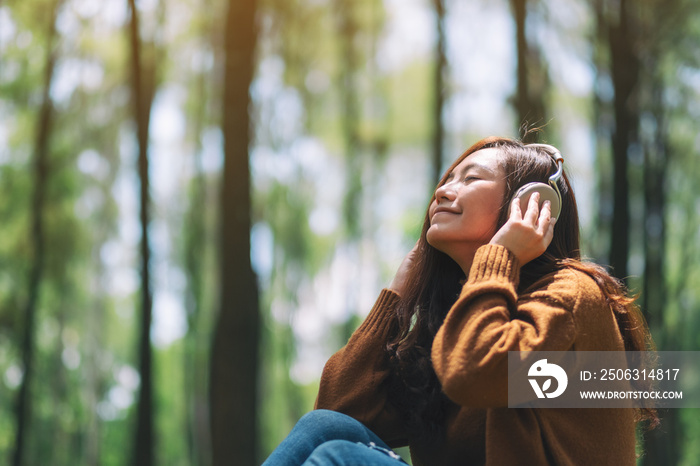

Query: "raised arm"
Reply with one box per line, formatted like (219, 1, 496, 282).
(431, 244, 580, 408)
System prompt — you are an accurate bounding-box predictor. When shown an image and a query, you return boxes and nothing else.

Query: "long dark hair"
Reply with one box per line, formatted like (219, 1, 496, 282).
(385, 137, 657, 435)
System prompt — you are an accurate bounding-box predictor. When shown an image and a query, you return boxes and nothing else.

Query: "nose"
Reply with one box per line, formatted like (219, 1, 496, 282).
(435, 180, 456, 201)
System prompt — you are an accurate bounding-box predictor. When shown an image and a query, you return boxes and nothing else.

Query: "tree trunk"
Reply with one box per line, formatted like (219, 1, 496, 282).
(641, 84, 666, 335)
(127, 0, 156, 464)
(335, 0, 362, 240)
(209, 0, 259, 463)
(334, 0, 364, 342)
(590, 0, 612, 262)
(607, 0, 639, 282)
(12, 2, 59, 465)
(638, 47, 681, 466)
(85, 275, 108, 466)
(432, 0, 446, 185)
(183, 35, 212, 466)
(510, 0, 547, 140)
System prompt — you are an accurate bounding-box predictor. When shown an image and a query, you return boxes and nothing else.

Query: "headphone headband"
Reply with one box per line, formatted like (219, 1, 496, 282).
(525, 143, 564, 206)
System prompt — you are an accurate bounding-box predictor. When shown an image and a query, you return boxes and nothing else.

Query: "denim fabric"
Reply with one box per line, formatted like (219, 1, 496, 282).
(262, 410, 407, 466)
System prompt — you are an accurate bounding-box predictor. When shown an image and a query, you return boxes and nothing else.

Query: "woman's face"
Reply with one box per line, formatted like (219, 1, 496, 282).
(426, 148, 506, 261)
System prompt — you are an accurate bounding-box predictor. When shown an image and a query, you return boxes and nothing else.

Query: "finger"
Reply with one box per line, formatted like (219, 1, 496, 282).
(509, 196, 523, 220)
(544, 217, 557, 245)
(523, 192, 540, 225)
(536, 200, 552, 234)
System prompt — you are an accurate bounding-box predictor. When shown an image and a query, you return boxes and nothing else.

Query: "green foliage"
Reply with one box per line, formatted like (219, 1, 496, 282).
(1, 0, 700, 463)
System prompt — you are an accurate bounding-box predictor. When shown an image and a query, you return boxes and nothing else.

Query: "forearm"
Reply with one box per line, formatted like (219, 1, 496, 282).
(432, 244, 577, 407)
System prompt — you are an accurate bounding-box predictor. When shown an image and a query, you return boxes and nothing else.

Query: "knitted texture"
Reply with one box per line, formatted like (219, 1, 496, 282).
(315, 244, 636, 465)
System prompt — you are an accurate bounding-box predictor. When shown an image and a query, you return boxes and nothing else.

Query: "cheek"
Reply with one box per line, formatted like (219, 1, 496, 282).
(485, 184, 505, 208)
(477, 193, 504, 231)
(487, 198, 503, 220)
(427, 200, 437, 222)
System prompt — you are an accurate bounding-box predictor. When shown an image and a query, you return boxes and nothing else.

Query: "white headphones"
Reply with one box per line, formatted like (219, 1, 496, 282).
(507, 143, 564, 219)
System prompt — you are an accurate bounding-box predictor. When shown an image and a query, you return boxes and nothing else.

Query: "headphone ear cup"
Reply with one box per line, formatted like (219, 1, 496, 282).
(508, 182, 562, 219)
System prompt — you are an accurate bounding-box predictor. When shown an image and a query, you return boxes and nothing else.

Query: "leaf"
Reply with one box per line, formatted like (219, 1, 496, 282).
(542, 378, 552, 392)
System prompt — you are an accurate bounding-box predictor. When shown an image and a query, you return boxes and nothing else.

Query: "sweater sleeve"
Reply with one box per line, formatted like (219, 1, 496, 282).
(431, 244, 579, 408)
(314, 289, 408, 447)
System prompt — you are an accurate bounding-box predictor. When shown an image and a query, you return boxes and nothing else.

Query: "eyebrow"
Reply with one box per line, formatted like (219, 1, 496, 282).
(446, 162, 498, 179)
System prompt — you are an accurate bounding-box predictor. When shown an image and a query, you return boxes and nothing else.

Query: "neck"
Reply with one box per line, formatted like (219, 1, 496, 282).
(444, 245, 479, 278)
(457, 257, 475, 278)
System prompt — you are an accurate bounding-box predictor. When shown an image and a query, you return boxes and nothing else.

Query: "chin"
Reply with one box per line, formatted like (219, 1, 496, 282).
(426, 230, 448, 254)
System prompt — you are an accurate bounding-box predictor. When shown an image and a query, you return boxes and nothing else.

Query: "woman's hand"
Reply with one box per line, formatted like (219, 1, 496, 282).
(388, 241, 420, 296)
(489, 192, 556, 265)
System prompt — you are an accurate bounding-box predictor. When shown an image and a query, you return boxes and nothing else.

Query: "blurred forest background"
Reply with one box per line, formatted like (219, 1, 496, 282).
(1, 0, 700, 464)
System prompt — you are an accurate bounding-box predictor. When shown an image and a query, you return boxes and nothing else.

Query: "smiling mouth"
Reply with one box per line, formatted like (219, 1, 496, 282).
(431, 209, 459, 223)
(433, 207, 459, 216)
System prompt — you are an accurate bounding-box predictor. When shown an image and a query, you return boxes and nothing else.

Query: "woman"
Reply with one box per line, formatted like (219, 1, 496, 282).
(263, 137, 656, 465)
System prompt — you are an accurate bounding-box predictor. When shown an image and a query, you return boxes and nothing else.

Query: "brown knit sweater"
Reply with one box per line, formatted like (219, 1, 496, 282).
(315, 244, 636, 466)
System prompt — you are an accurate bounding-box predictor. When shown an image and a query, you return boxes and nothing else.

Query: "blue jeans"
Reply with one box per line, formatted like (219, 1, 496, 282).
(262, 409, 408, 465)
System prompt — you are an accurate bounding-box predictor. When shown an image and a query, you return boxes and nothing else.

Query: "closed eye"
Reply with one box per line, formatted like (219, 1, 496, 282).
(464, 176, 480, 182)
